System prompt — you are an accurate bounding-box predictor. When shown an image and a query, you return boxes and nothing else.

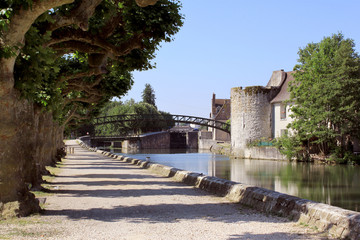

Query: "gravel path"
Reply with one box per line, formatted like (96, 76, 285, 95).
(1, 140, 333, 239)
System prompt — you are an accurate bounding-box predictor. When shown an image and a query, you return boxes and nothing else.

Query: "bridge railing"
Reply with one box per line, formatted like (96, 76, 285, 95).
(93, 114, 230, 133)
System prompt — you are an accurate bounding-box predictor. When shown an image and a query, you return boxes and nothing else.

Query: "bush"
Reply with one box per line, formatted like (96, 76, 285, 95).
(247, 137, 276, 147)
(275, 134, 309, 161)
(328, 147, 360, 164)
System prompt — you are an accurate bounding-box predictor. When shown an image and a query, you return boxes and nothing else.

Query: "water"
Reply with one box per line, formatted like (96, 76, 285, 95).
(110, 148, 360, 212)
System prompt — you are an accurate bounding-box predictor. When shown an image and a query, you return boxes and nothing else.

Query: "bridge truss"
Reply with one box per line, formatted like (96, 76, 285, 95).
(92, 114, 230, 137)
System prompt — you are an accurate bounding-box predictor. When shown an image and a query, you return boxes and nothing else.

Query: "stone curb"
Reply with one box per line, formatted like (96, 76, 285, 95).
(76, 140, 360, 239)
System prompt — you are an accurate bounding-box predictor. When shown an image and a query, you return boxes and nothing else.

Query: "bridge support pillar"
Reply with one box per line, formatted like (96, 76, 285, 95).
(111, 141, 122, 148)
(186, 132, 198, 149)
(122, 139, 140, 152)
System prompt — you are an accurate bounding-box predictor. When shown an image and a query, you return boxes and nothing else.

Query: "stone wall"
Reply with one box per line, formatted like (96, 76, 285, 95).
(210, 142, 231, 155)
(230, 86, 279, 157)
(213, 122, 230, 141)
(244, 146, 287, 160)
(186, 132, 198, 149)
(266, 69, 286, 87)
(198, 131, 215, 150)
(122, 139, 141, 150)
(141, 132, 170, 149)
(81, 142, 360, 240)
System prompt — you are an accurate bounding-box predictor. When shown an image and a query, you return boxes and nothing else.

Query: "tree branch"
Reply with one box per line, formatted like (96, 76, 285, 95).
(48, 0, 104, 32)
(1, 0, 75, 82)
(99, 14, 125, 38)
(64, 94, 103, 104)
(135, 0, 158, 7)
(62, 105, 78, 126)
(4, 0, 75, 48)
(58, 68, 107, 84)
(51, 41, 107, 55)
(62, 82, 103, 97)
(47, 29, 144, 56)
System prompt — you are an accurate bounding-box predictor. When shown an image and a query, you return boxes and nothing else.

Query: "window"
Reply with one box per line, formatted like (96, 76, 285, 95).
(280, 103, 287, 120)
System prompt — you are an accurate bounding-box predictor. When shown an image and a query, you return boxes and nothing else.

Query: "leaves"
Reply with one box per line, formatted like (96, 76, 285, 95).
(141, 83, 156, 107)
(95, 99, 173, 135)
(4, 0, 183, 128)
(288, 33, 360, 158)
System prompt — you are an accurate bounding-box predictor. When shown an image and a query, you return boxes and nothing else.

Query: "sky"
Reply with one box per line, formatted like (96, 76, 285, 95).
(121, 0, 360, 118)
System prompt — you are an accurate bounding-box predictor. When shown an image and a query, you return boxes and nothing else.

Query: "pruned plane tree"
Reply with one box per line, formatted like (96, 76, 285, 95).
(0, 0, 183, 217)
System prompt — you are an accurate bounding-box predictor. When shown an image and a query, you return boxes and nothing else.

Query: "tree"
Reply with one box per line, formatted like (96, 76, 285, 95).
(95, 99, 173, 136)
(141, 83, 156, 107)
(287, 33, 360, 160)
(0, 0, 183, 217)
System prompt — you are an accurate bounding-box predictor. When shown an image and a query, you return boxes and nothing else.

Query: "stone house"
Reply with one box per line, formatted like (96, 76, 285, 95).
(210, 93, 231, 141)
(231, 70, 360, 158)
(270, 71, 294, 138)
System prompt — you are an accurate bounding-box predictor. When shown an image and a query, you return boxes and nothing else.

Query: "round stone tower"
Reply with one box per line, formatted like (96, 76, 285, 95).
(230, 86, 278, 157)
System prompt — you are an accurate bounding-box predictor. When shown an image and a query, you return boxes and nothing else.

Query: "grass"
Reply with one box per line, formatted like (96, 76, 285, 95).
(0, 216, 43, 226)
(42, 161, 64, 183)
(30, 160, 65, 200)
(0, 160, 65, 239)
(30, 191, 52, 198)
(300, 222, 309, 227)
(0, 215, 60, 239)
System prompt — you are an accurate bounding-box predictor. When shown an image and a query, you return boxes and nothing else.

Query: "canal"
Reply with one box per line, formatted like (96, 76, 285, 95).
(109, 149, 360, 212)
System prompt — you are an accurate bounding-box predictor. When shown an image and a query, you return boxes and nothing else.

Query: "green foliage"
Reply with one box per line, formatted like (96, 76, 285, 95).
(225, 119, 231, 132)
(14, 22, 60, 109)
(288, 33, 360, 160)
(247, 137, 276, 148)
(95, 99, 174, 136)
(328, 147, 360, 164)
(275, 134, 309, 161)
(0, 7, 18, 58)
(2, 0, 183, 129)
(141, 83, 156, 107)
(0, 8, 11, 33)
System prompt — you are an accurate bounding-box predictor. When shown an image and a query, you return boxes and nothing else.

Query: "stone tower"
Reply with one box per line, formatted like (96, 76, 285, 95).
(230, 70, 285, 157)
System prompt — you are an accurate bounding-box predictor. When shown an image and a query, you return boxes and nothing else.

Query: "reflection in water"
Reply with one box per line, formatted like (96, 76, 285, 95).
(228, 159, 360, 212)
(111, 148, 360, 212)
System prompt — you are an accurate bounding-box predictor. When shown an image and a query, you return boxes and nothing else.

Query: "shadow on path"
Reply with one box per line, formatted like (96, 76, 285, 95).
(45, 203, 268, 224)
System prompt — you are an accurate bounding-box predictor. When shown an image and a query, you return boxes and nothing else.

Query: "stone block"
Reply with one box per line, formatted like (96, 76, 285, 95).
(183, 172, 202, 186)
(226, 184, 244, 202)
(349, 214, 360, 233)
(173, 171, 189, 182)
(314, 219, 328, 232)
(347, 231, 360, 240)
(329, 225, 345, 238)
(298, 213, 311, 224)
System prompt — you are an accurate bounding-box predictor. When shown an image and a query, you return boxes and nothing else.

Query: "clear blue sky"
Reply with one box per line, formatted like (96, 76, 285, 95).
(121, 0, 360, 118)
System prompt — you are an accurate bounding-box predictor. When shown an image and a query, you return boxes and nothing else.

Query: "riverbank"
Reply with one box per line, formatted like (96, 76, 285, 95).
(209, 142, 231, 155)
(0, 140, 336, 239)
(83, 141, 360, 239)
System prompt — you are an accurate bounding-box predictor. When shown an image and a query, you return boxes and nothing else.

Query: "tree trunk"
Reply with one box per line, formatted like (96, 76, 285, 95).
(0, 76, 66, 217)
(0, 0, 74, 217)
(0, 58, 65, 217)
(0, 61, 41, 216)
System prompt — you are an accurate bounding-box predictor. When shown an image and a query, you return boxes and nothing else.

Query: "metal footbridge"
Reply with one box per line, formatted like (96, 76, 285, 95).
(93, 114, 230, 134)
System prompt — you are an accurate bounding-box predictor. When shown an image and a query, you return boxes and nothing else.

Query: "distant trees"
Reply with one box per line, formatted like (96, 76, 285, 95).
(280, 33, 360, 163)
(95, 99, 173, 135)
(141, 83, 156, 107)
